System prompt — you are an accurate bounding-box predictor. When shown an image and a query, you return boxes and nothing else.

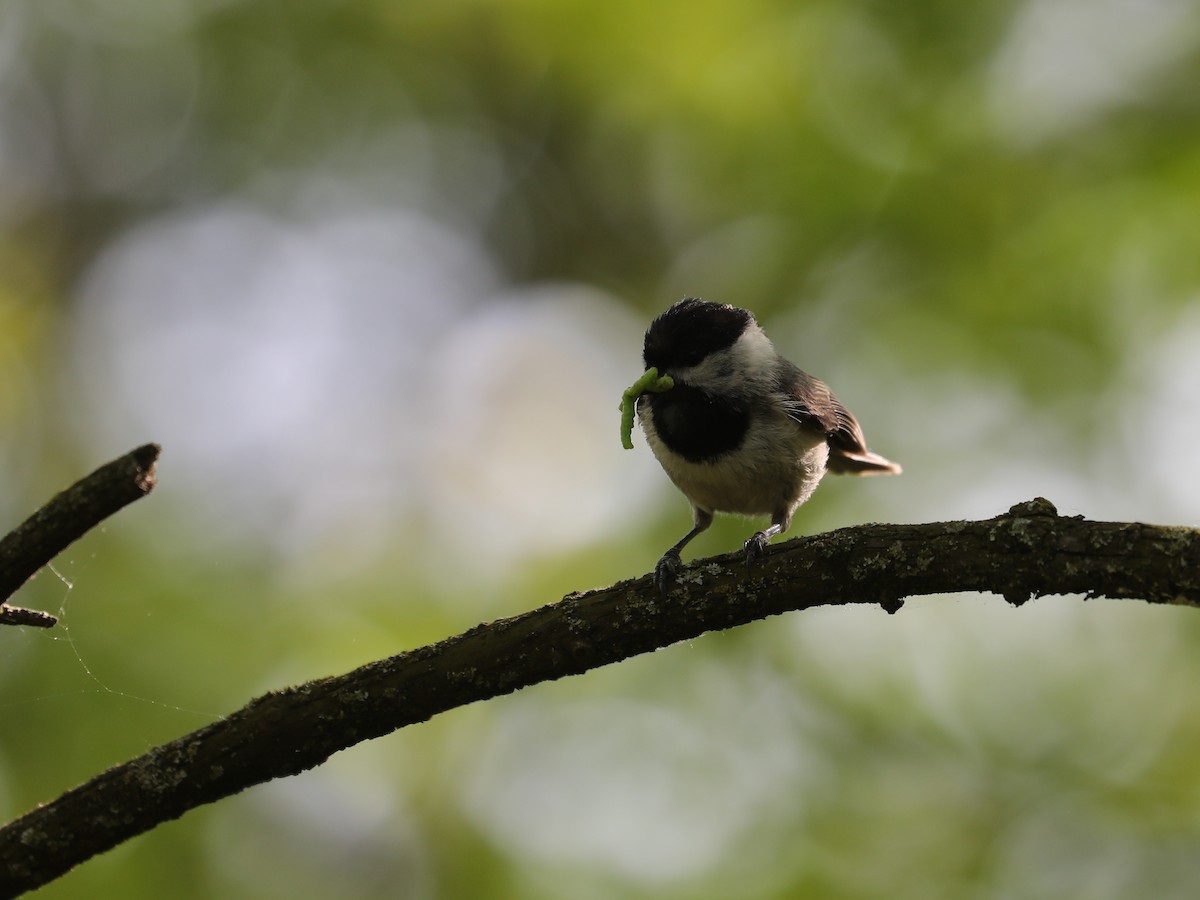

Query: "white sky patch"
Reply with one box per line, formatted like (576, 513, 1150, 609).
(66, 203, 664, 583)
(462, 665, 816, 883)
(207, 763, 432, 899)
(67, 202, 495, 562)
(1125, 302, 1200, 520)
(421, 286, 665, 575)
(989, 0, 1198, 146)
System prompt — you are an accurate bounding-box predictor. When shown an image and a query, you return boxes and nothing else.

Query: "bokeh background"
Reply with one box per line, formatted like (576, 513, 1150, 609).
(3, 0, 1200, 897)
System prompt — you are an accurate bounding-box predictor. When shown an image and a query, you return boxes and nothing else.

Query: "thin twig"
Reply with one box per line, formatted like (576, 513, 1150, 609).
(1, 498, 1198, 895)
(0, 444, 160, 620)
(0, 604, 59, 628)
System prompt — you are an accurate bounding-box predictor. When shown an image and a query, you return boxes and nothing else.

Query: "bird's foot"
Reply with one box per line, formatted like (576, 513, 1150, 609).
(743, 531, 770, 567)
(654, 550, 682, 594)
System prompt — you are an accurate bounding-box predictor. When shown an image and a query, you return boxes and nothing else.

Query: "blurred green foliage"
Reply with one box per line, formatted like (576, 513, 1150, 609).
(3, 0, 1200, 897)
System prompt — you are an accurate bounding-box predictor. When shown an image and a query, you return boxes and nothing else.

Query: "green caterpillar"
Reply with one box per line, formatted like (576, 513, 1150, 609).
(619, 367, 674, 449)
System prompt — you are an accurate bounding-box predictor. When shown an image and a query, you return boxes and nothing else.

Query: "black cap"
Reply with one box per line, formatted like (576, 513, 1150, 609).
(643, 299, 753, 371)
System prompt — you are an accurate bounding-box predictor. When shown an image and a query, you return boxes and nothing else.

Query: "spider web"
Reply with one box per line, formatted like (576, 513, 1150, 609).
(0, 557, 221, 727)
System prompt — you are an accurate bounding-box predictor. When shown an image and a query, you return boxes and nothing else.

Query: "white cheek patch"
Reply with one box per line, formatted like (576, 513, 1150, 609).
(671, 322, 776, 390)
(732, 323, 776, 382)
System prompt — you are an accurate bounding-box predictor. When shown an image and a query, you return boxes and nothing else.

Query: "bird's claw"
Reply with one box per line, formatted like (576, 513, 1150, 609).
(743, 531, 770, 567)
(654, 551, 682, 594)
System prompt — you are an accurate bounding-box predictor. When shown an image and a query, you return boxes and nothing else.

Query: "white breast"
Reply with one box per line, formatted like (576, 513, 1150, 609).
(641, 400, 829, 524)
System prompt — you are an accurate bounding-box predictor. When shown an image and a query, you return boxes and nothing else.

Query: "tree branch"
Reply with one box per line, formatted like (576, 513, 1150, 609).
(2, 497, 1199, 896)
(0, 444, 160, 625)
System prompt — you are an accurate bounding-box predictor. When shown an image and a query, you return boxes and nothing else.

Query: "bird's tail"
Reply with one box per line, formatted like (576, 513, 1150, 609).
(827, 449, 902, 476)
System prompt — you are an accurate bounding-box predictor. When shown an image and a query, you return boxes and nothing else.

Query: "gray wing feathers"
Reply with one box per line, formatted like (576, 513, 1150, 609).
(777, 363, 901, 476)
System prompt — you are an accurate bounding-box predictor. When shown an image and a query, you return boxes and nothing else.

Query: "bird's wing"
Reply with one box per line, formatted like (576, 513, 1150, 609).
(776, 363, 867, 450)
(777, 362, 901, 475)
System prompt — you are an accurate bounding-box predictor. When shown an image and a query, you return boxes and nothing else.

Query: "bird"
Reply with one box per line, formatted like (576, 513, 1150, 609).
(632, 298, 901, 592)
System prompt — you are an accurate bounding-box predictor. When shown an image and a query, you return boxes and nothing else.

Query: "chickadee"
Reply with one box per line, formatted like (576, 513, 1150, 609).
(634, 298, 901, 592)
